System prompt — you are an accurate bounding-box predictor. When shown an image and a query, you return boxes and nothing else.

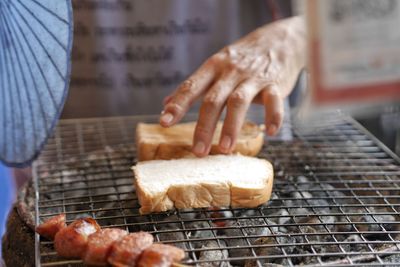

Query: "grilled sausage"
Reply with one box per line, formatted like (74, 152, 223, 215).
(137, 243, 185, 267)
(54, 217, 100, 258)
(83, 228, 128, 266)
(36, 213, 67, 240)
(107, 232, 154, 267)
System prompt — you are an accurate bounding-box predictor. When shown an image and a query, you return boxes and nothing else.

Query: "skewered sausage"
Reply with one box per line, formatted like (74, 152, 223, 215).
(54, 218, 101, 258)
(35, 213, 67, 240)
(108, 232, 154, 267)
(83, 228, 128, 266)
(137, 243, 185, 267)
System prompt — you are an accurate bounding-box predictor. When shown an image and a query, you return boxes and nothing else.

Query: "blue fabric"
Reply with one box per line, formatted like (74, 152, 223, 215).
(0, 0, 73, 167)
(0, 163, 14, 259)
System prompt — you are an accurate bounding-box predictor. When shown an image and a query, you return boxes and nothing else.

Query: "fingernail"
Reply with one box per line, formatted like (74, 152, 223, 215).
(267, 124, 277, 135)
(160, 112, 174, 125)
(193, 141, 206, 155)
(220, 136, 231, 152)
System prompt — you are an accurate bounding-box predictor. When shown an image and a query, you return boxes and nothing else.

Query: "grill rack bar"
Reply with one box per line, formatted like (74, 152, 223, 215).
(34, 113, 400, 266)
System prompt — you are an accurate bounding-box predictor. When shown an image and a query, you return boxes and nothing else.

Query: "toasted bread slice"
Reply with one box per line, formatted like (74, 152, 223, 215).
(133, 154, 273, 214)
(136, 121, 264, 161)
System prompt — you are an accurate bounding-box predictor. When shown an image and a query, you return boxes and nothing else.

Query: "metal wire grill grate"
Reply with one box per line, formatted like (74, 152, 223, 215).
(34, 113, 400, 266)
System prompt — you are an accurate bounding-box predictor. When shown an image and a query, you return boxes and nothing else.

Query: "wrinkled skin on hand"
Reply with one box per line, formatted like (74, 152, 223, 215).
(160, 16, 306, 157)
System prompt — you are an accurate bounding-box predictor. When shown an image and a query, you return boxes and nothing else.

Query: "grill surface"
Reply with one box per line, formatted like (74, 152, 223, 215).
(34, 113, 400, 266)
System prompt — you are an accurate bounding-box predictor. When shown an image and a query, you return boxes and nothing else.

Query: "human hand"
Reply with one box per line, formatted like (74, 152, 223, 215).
(160, 16, 306, 157)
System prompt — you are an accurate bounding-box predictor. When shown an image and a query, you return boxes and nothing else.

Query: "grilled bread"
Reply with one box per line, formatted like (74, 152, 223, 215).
(136, 121, 264, 161)
(133, 154, 274, 214)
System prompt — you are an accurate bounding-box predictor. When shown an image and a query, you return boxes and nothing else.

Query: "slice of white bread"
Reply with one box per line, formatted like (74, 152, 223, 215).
(136, 121, 264, 161)
(132, 154, 273, 214)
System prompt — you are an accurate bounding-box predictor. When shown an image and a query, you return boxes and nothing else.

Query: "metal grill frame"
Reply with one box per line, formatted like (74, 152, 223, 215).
(34, 113, 400, 267)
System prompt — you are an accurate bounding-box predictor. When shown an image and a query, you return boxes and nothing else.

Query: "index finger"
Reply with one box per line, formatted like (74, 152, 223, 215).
(160, 61, 217, 127)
